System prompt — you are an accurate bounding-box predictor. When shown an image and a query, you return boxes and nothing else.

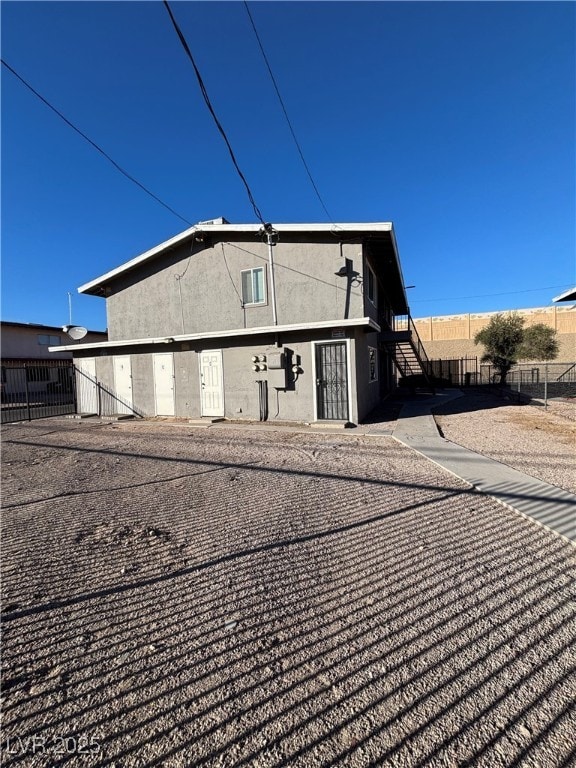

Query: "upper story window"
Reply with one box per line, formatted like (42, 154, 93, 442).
(367, 265, 376, 306)
(241, 267, 266, 306)
(38, 334, 61, 345)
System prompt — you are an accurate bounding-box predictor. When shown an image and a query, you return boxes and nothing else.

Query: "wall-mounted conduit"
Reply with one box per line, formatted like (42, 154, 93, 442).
(257, 379, 268, 421)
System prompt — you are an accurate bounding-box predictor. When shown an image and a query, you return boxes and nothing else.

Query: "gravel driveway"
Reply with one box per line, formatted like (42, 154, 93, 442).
(1, 416, 575, 767)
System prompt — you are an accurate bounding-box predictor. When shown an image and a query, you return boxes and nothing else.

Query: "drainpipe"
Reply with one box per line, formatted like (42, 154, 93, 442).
(262, 224, 279, 326)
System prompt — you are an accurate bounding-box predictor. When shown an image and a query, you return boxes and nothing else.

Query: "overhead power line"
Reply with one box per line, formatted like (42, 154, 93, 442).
(410, 285, 573, 303)
(243, 1, 334, 224)
(1, 58, 193, 227)
(223, 240, 357, 294)
(163, 1, 265, 225)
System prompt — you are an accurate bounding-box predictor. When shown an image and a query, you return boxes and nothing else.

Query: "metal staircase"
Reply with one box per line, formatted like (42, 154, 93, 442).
(380, 314, 435, 389)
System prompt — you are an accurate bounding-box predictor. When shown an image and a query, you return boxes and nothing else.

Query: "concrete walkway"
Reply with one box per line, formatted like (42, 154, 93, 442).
(392, 391, 576, 543)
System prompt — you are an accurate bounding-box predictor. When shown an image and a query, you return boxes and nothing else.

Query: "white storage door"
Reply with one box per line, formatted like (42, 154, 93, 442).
(76, 358, 97, 414)
(200, 350, 224, 417)
(113, 356, 133, 414)
(153, 353, 175, 416)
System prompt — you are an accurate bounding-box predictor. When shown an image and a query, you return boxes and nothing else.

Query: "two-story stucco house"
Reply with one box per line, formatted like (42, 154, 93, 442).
(51, 219, 426, 424)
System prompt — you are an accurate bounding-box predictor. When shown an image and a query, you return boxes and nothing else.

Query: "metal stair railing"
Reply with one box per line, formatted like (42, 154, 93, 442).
(393, 314, 434, 382)
(393, 345, 412, 378)
(557, 362, 576, 381)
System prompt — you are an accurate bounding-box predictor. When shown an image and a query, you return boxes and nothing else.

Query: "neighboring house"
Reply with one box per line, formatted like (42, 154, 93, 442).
(50, 220, 427, 424)
(1, 321, 107, 398)
(1, 321, 107, 360)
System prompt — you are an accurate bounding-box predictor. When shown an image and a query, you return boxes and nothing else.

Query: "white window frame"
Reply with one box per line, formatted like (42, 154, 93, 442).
(368, 346, 378, 383)
(241, 267, 267, 307)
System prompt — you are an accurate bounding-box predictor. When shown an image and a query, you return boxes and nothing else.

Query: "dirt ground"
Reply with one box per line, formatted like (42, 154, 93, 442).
(1, 416, 575, 767)
(505, 409, 575, 440)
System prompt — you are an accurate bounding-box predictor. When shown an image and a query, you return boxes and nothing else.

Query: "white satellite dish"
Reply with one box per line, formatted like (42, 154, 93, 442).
(63, 325, 88, 340)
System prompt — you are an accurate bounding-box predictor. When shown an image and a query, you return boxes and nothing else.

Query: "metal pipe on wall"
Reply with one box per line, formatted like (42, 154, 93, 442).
(257, 380, 263, 421)
(264, 226, 278, 326)
(256, 379, 269, 421)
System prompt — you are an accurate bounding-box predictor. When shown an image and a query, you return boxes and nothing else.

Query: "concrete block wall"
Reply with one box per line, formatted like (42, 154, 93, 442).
(413, 306, 576, 362)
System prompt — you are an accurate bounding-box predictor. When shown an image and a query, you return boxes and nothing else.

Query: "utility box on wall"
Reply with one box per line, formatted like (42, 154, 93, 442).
(267, 352, 285, 370)
(251, 354, 267, 372)
(267, 350, 287, 389)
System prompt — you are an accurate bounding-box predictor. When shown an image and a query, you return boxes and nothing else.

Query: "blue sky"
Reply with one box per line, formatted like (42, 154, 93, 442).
(2, 1, 574, 332)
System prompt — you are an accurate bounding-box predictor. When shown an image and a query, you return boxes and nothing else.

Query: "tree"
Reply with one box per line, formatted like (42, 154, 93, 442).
(474, 312, 525, 385)
(518, 323, 559, 408)
(518, 323, 559, 362)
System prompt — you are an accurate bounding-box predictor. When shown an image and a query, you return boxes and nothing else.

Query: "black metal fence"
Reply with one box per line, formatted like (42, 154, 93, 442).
(1, 359, 143, 424)
(480, 361, 576, 401)
(75, 365, 142, 418)
(1, 360, 76, 423)
(424, 357, 576, 400)
(428, 357, 480, 387)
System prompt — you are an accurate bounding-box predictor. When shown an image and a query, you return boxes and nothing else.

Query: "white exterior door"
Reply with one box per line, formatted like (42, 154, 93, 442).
(200, 350, 224, 417)
(76, 358, 97, 414)
(113, 356, 133, 414)
(153, 353, 175, 416)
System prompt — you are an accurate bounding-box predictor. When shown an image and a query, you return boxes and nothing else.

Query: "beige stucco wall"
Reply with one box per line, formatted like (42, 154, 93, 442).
(413, 307, 576, 361)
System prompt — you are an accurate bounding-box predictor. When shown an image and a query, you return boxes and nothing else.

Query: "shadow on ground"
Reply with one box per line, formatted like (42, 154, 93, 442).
(1, 420, 574, 767)
(361, 387, 532, 428)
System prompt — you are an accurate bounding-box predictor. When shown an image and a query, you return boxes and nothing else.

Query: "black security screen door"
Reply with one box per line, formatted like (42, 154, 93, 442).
(315, 342, 349, 420)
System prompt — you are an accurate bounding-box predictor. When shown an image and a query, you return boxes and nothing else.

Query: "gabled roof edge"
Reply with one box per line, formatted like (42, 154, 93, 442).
(78, 224, 199, 294)
(78, 222, 394, 295)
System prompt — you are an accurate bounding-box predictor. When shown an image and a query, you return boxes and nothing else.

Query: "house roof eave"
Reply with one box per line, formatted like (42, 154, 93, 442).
(78, 222, 395, 296)
(48, 317, 381, 353)
(365, 231, 409, 315)
(553, 287, 576, 303)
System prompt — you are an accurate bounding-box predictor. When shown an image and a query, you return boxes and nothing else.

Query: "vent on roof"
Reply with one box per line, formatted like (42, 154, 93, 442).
(197, 217, 230, 225)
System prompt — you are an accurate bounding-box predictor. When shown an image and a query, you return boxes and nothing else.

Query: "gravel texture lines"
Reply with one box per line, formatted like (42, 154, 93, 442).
(1, 416, 575, 767)
(433, 392, 576, 495)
